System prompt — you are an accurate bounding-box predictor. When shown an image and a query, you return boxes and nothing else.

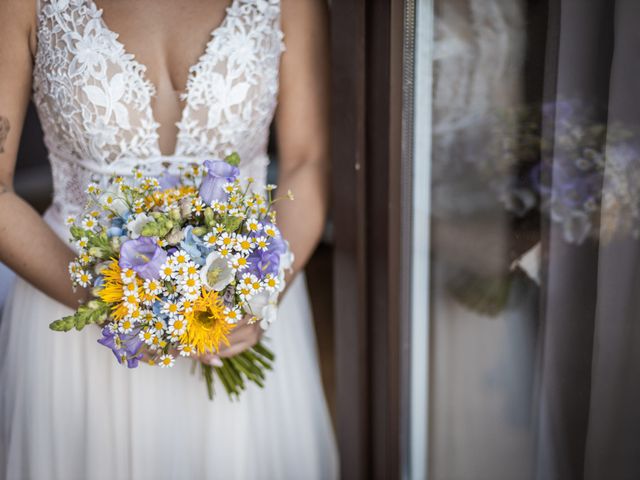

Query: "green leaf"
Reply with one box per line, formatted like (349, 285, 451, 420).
(221, 215, 243, 233)
(225, 152, 241, 167)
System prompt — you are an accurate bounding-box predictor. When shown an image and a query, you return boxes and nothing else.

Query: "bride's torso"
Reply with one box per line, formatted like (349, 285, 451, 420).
(33, 0, 284, 230)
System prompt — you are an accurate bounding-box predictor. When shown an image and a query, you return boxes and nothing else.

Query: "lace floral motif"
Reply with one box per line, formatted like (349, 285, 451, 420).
(33, 0, 284, 222)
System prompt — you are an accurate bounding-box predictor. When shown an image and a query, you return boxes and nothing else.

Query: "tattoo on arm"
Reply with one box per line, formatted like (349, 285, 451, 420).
(0, 183, 13, 196)
(0, 116, 10, 154)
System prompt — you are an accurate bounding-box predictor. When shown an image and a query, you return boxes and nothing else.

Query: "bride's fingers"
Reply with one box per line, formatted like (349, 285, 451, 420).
(199, 353, 223, 367)
(218, 341, 251, 358)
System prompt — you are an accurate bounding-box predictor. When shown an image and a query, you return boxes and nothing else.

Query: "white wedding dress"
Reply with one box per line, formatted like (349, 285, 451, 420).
(0, 1, 338, 479)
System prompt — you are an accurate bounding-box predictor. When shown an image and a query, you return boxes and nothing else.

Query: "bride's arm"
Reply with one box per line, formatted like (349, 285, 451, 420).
(0, 0, 88, 309)
(215, 0, 329, 358)
(273, 0, 330, 283)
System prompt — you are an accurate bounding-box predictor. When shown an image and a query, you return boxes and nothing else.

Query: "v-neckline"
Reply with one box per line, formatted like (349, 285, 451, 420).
(87, 0, 237, 157)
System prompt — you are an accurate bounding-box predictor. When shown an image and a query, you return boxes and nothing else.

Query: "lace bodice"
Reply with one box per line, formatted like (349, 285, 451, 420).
(33, 0, 284, 225)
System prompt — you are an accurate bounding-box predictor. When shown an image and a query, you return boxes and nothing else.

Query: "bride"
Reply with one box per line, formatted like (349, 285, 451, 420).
(0, 0, 337, 478)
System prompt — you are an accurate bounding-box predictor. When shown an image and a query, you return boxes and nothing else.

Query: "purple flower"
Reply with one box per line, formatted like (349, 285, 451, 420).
(97, 326, 143, 368)
(199, 160, 239, 205)
(246, 235, 286, 278)
(119, 237, 167, 280)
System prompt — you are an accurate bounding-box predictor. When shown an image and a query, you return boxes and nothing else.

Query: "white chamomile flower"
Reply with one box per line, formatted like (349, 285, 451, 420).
(216, 232, 236, 249)
(211, 224, 225, 235)
(157, 238, 168, 248)
(143, 278, 163, 296)
(127, 309, 143, 324)
(81, 216, 98, 231)
(171, 250, 191, 267)
(265, 184, 277, 191)
(263, 224, 278, 237)
(140, 309, 154, 324)
(168, 317, 187, 336)
(254, 236, 269, 251)
(263, 273, 280, 292)
(179, 275, 200, 291)
(237, 285, 253, 300)
(203, 232, 218, 247)
(78, 252, 93, 266)
(192, 198, 206, 216)
(118, 319, 135, 334)
(121, 268, 137, 284)
(246, 218, 263, 233)
(150, 334, 165, 351)
(229, 254, 249, 272)
(76, 270, 92, 288)
(218, 246, 233, 258)
(85, 182, 101, 195)
(122, 293, 140, 310)
(68, 261, 81, 276)
(212, 201, 228, 214)
(139, 329, 155, 345)
(150, 318, 167, 334)
(162, 300, 183, 318)
(178, 344, 196, 357)
(175, 261, 199, 279)
(224, 306, 243, 324)
(122, 282, 138, 298)
(159, 354, 175, 368)
(234, 235, 254, 254)
(65, 216, 76, 226)
(240, 273, 262, 295)
(159, 262, 176, 280)
(76, 236, 89, 250)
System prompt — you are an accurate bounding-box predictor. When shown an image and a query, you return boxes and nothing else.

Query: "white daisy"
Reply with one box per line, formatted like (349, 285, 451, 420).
(81, 216, 98, 231)
(178, 344, 196, 357)
(246, 218, 263, 233)
(216, 232, 236, 249)
(121, 268, 137, 284)
(150, 318, 167, 334)
(162, 300, 183, 318)
(76, 270, 92, 288)
(168, 317, 187, 336)
(118, 319, 135, 334)
(75, 236, 89, 250)
(203, 232, 218, 248)
(143, 278, 163, 296)
(138, 329, 155, 345)
(263, 273, 281, 292)
(159, 354, 175, 368)
(254, 236, 270, 252)
(224, 306, 243, 324)
(229, 254, 249, 272)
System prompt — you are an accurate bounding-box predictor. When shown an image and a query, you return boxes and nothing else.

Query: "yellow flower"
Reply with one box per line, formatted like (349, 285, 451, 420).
(98, 260, 124, 304)
(97, 260, 141, 321)
(181, 288, 232, 355)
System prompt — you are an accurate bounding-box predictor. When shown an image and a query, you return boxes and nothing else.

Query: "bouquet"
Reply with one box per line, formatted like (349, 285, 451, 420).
(50, 153, 294, 399)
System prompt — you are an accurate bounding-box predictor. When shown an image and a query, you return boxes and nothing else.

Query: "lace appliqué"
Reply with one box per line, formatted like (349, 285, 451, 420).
(32, 0, 284, 222)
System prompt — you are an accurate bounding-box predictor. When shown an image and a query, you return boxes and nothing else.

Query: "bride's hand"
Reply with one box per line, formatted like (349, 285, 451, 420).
(200, 316, 263, 364)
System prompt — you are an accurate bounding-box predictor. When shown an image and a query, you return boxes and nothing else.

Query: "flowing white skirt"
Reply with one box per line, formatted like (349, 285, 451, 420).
(0, 215, 338, 480)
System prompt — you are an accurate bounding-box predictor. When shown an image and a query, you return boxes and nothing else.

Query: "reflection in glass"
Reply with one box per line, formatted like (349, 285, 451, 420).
(409, 0, 640, 479)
